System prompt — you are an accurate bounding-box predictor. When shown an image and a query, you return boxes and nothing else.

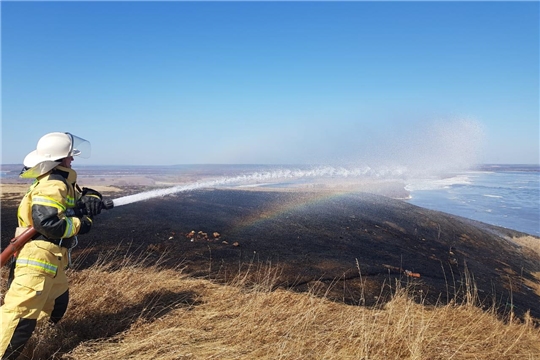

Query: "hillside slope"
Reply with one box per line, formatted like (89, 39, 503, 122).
(6, 188, 536, 318)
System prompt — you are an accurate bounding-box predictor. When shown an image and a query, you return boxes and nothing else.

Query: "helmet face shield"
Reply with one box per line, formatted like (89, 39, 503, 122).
(68, 133, 91, 159)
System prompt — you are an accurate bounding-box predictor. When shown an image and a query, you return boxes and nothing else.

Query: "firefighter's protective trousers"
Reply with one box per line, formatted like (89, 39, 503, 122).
(0, 241, 69, 359)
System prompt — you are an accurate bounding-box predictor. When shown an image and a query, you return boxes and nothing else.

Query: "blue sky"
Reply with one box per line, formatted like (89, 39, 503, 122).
(1, 1, 538, 167)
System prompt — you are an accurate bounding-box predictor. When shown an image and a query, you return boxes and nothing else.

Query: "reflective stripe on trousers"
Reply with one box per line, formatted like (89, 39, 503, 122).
(15, 258, 58, 276)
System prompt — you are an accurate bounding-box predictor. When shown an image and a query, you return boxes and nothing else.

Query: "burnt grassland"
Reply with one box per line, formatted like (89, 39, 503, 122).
(1, 186, 540, 359)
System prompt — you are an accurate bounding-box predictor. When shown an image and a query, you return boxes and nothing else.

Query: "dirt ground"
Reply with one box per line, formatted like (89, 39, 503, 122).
(2, 182, 539, 320)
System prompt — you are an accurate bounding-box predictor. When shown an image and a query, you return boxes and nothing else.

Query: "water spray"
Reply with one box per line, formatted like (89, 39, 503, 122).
(108, 166, 404, 207)
(108, 165, 408, 208)
(108, 117, 487, 209)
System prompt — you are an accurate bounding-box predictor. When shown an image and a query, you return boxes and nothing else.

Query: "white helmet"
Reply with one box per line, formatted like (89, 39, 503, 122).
(20, 132, 91, 178)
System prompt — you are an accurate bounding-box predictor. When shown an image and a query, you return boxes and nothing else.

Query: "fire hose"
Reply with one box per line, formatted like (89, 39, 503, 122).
(0, 199, 114, 267)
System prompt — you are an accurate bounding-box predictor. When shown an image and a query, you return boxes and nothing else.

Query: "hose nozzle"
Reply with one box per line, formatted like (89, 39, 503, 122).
(102, 199, 114, 210)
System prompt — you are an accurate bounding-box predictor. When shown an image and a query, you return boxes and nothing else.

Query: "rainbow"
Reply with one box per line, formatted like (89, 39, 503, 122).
(230, 188, 357, 233)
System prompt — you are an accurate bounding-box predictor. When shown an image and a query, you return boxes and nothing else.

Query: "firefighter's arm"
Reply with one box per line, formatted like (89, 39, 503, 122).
(31, 180, 92, 238)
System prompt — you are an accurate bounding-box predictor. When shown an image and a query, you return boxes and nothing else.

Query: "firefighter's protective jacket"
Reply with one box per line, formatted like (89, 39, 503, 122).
(17, 165, 86, 238)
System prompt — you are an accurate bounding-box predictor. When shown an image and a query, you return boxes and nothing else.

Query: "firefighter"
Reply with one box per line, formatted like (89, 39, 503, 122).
(0, 132, 103, 360)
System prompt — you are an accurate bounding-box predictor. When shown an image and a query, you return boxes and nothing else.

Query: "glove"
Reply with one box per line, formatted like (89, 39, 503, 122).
(66, 206, 85, 218)
(78, 215, 93, 235)
(80, 187, 103, 217)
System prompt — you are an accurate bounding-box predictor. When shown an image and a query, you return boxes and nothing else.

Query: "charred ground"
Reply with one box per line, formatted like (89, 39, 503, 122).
(2, 187, 539, 320)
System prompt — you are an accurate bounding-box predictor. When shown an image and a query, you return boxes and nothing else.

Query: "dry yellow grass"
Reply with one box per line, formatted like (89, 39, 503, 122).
(513, 235, 540, 257)
(3, 256, 537, 360)
(511, 236, 540, 297)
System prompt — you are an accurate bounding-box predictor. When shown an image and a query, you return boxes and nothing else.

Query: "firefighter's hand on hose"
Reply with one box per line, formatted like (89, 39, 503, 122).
(80, 187, 103, 217)
(78, 216, 93, 235)
(69, 206, 85, 218)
